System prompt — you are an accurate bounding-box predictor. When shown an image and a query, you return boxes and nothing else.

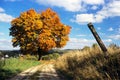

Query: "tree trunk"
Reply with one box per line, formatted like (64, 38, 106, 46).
(37, 47, 43, 61)
(38, 53, 42, 61)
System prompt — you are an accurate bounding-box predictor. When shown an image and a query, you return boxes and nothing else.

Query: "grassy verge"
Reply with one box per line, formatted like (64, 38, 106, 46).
(0, 58, 40, 80)
(55, 44, 120, 80)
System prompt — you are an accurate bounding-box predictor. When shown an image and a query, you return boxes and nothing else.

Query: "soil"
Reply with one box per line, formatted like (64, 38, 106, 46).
(10, 61, 65, 80)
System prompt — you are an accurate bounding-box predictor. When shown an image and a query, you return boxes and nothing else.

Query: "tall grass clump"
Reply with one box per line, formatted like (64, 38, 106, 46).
(55, 44, 120, 80)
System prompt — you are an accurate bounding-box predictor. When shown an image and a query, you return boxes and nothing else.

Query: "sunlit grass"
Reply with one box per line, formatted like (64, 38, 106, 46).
(0, 58, 40, 80)
(55, 44, 120, 80)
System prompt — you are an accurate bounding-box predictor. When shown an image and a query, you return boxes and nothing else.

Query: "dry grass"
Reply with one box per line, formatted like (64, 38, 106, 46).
(55, 44, 120, 80)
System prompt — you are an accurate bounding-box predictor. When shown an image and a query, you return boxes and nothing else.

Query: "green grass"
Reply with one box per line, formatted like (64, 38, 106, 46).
(0, 58, 40, 80)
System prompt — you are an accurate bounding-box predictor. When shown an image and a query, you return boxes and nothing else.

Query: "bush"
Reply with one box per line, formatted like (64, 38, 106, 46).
(24, 54, 38, 60)
(42, 53, 60, 60)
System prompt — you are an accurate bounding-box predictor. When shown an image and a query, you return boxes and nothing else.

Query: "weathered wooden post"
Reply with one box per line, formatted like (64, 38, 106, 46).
(87, 22, 108, 55)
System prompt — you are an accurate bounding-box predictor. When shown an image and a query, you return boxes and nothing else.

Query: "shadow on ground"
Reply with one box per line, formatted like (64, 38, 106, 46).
(30, 71, 65, 80)
(0, 68, 21, 80)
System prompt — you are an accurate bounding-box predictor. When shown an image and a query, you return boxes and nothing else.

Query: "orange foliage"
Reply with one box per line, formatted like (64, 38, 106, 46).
(10, 8, 71, 54)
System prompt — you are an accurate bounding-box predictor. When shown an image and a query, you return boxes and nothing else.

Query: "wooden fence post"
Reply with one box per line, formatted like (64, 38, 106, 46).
(87, 23, 108, 55)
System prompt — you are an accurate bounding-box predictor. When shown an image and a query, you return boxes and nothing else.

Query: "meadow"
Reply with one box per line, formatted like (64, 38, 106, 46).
(0, 57, 40, 80)
(0, 44, 120, 80)
(55, 44, 120, 80)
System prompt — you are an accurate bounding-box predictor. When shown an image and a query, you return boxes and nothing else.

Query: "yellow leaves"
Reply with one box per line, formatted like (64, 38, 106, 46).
(27, 9, 36, 17)
(38, 37, 56, 51)
(12, 38, 17, 43)
(60, 41, 67, 47)
(21, 38, 24, 42)
(38, 30, 56, 51)
(41, 8, 61, 29)
(11, 18, 23, 27)
(35, 20, 43, 30)
(10, 8, 71, 54)
(25, 26, 31, 31)
(62, 25, 71, 35)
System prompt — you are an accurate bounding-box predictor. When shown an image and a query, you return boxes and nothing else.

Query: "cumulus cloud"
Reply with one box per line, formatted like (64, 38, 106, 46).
(72, 0, 120, 24)
(108, 27, 114, 31)
(63, 38, 95, 49)
(96, 0, 120, 19)
(0, 39, 19, 50)
(71, 14, 95, 24)
(0, 7, 5, 12)
(35, 0, 82, 12)
(71, 13, 106, 24)
(109, 35, 120, 40)
(0, 13, 14, 22)
(63, 37, 112, 49)
(0, 32, 5, 36)
(35, 0, 104, 12)
(91, 6, 98, 10)
(103, 39, 112, 43)
(0, 7, 14, 23)
(83, 0, 104, 5)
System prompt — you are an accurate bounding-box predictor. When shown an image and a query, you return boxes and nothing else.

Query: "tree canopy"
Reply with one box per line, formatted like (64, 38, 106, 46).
(10, 8, 71, 55)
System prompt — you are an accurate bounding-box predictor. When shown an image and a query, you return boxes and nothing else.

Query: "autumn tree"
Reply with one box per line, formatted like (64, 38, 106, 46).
(10, 8, 71, 60)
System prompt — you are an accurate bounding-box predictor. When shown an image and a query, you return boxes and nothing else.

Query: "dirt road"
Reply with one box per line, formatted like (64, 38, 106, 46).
(10, 61, 65, 80)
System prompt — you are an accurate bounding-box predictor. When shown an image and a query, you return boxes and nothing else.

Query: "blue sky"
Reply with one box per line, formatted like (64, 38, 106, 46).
(0, 0, 120, 50)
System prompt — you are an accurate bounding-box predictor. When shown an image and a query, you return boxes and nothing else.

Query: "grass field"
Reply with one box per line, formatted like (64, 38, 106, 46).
(0, 57, 40, 80)
(0, 44, 119, 80)
(55, 44, 120, 80)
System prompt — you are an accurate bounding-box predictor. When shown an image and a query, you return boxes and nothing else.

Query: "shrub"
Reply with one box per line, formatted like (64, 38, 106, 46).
(19, 54, 38, 61)
(42, 53, 60, 60)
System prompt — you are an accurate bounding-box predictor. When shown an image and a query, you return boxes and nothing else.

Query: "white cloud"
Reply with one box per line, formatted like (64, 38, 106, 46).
(109, 34, 120, 40)
(0, 7, 5, 12)
(91, 6, 98, 10)
(103, 39, 112, 43)
(69, 38, 95, 43)
(4, 0, 21, 2)
(35, 0, 83, 12)
(63, 38, 95, 49)
(97, 27, 101, 30)
(118, 26, 120, 33)
(76, 34, 86, 37)
(108, 27, 114, 31)
(97, 0, 120, 17)
(71, 13, 105, 24)
(0, 7, 14, 23)
(0, 32, 5, 36)
(0, 13, 14, 22)
(72, 0, 120, 24)
(119, 27, 120, 31)
(71, 14, 95, 24)
(83, 0, 104, 5)
(0, 39, 19, 50)
(63, 37, 111, 49)
(35, 0, 104, 12)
